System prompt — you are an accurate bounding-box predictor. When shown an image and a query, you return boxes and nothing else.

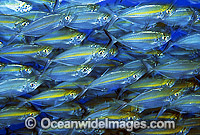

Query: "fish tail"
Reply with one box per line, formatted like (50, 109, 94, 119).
(17, 97, 28, 108)
(53, 0, 60, 13)
(38, 59, 52, 79)
(169, 0, 178, 11)
(115, 102, 128, 113)
(99, 4, 119, 29)
(194, 76, 200, 83)
(37, 127, 43, 135)
(75, 87, 88, 100)
(156, 106, 167, 119)
(104, 14, 118, 30)
(184, 7, 198, 33)
(141, 59, 154, 73)
(7, 33, 19, 45)
(161, 40, 173, 53)
(103, 29, 118, 49)
(100, 3, 119, 17)
(43, 3, 52, 13)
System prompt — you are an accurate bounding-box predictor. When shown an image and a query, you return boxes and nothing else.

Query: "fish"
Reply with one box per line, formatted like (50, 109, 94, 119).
(106, 24, 128, 40)
(118, 4, 175, 25)
(57, 4, 100, 14)
(44, 64, 94, 82)
(84, 107, 139, 120)
(0, 29, 25, 46)
(120, 83, 190, 113)
(7, 13, 75, 44)
(192, 16, 200, 31)
(54, 76, 95, 89)
(75, 60, 148, 100)
(153, 60, 200, 79)
(38, 128, 73, 135)
(125, 77, 175, 92)
(85, 60, 147, 91)
(34, 27, 86, 48)
(0, 63, 39, 79)
(0, 0, 32, 15)
(50, 43, 118, 65)
(20, 0, 57, 12)
(168, 94, 200, 114)
(171, 33, 200, 50)
(125, 88, 174, 112)
(42, 102, 83, 118)
(164, 45, 200, 59)
(67, 12, 112, 30)
(59, 0, 105, 5)
(25, 89, 80, 106)
(116, 31, 171, 50)
(112, 18, 145, 33)
(0, 77, 42, 97)
(189, 0, 200, 4)
(0, 96, 22, 108)
(177, 116, 200, 127)
(0, 14, 30, 32)
(114, 48, 138, 63)
(82, 94, 119, 110)
(18, 13, 71, 36)
(0, 44, 53, 63)
(0, 106, 39, 127)
(162, 8, 195, 27)
(17, 11, 49, 21)
(141, 112, 180, 120)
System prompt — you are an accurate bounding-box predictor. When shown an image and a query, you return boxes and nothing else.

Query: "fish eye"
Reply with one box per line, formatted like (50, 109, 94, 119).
(43, 49, 48, 53)
(110, 50, 113, 55)
(162, 35, 169, 41)
(26, 68, 32, 73)
(22, 22, 26, 26)
(103, 16, 108, 20)
(77, 35, 82, 39)
(22, 22, 29, 27)
(82, 67, 88, 72)
(0, 41, 3, 47)
(110, 49, 115, 55)
(174, 93, 179, 96)
(166, 9, 172, 14)
(30, 83, 35, 87)
(65, 16, 70, 20)
(99, 49, 106, 55)
(99, 51, 103, 55)
(133, 74, 137, 78)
